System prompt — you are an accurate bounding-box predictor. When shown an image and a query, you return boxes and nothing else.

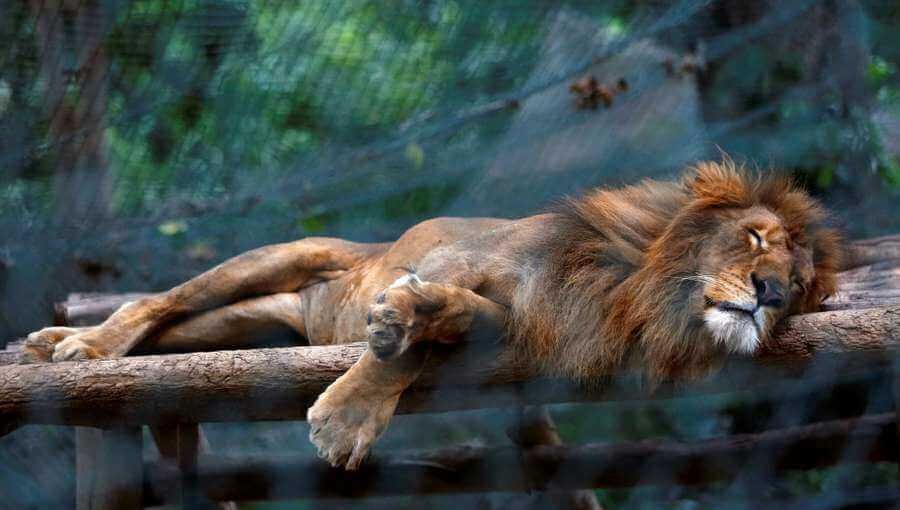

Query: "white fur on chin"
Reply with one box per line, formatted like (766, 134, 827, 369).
(703, 308, 764, 354)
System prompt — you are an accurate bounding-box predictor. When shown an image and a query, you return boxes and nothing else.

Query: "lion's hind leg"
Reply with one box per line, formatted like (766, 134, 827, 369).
(132, 293, 307, 354)
(35, 238, 379, 362)
(22, 293, 309, 363)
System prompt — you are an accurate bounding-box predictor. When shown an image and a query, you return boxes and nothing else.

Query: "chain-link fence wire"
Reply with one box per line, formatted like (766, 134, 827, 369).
(1, 0, 899, 339)
(0, 1, 899, 508)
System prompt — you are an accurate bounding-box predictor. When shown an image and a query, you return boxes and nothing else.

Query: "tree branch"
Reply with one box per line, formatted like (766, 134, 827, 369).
(843, 234, 900, 270)
(142, 412, 896, 502)
(0, 305, 896, 428)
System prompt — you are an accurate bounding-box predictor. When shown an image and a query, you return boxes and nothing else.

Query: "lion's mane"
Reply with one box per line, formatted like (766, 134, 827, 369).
(507, 161, 842, 382)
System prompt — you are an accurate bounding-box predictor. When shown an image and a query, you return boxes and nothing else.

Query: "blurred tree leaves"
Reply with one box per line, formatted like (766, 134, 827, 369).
(3, 0, 895, 231)
(89, 0, 551, 219)
(1, 3, 900, 508)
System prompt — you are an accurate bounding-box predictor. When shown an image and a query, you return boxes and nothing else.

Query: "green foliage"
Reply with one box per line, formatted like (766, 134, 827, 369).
(92, 0, 553, 219)
(2, 3, 900, 507)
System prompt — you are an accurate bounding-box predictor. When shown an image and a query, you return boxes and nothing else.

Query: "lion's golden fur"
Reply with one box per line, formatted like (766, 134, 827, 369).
(508, 161, 842, 382)
(23, 158, 847, 470)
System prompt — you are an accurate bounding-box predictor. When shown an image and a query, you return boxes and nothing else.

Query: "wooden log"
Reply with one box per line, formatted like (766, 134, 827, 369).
(150, 424, 205, 508)
(54, 292, 152, 327)
(758, 305, 900, 357)
(141, 413, 896, 502)
(836, 261, 900, 289)
(76, 427, 143, 510)
(0, 343, 20, 366)
(506, 406, 602, 510)
(843, 235, 900, 270)
(0, 305, 897, 428)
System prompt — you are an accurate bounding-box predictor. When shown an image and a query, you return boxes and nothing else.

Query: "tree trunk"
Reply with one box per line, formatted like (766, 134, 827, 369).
(30, 0, 111, 221)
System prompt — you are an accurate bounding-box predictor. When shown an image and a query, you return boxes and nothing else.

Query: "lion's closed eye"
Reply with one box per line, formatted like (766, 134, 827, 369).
(747, 228, 763, 250)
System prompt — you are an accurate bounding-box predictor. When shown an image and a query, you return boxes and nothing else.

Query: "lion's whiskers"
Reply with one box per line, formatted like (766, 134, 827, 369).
(667, 274, 717, 285)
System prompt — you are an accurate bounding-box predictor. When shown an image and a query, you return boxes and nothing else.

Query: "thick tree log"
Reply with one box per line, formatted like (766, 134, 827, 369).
(0, 305, 897, 428)
(54, 292, 153, 327)
(843, 234, 900, 270)
(141, 412, 896, 502)
(758, 305, 899, 357)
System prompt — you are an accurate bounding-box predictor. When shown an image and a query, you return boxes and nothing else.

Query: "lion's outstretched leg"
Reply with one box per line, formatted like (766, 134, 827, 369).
(133, 293, 306, 354)
(308, 272, 507, 470)
(35, 238, 376, 362)
(21, 293, 308, 362)
(308, 347, 430, 469)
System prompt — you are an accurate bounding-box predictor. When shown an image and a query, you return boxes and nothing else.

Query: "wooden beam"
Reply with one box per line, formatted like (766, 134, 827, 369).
(757, 305, 900, 357)
(0, 305, 897, 428)
(75, 427, 143, 510)
(506, 406, 602, 510)
(141, 413, 896, 502)
(843, 235, 900, 271)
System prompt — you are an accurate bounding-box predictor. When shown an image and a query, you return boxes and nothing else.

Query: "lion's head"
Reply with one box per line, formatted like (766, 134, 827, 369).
(622, 161, 843, 379)
(511, 160, 843, 382)
(682, 162, 842, 355)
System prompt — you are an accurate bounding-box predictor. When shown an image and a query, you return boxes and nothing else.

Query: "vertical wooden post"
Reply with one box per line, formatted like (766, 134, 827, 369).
(151, 424, 225, 509)
(893, 358, 900, 464)
(507, 406, 603, 510)
(75, 426, 143, 510)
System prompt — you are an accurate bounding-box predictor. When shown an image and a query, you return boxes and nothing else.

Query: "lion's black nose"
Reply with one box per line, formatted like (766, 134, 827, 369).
(752, 274, 785, 308)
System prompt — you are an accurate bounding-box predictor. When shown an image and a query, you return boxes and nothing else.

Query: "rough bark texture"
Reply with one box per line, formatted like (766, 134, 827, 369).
(0, 305, 897, 427)
(758, 306, 900, 357)
(843, 235, 900, 271)
(141, 412, 896, 502)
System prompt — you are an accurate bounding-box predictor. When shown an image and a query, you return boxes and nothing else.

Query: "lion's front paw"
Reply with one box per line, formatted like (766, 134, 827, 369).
(367, 274, 444, 360)
(20, 327, 85, 364)
(52, 334, 110, 362)
(367, 302, 410, 361)
(307, 378, 399, 470)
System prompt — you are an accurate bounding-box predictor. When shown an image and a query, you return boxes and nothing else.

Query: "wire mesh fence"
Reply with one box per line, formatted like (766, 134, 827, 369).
(0, 1, 899, 508)
(2, 0, 900, 338)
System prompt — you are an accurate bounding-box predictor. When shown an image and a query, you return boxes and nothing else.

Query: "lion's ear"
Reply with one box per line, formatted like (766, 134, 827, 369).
(684, 161, 751, 207)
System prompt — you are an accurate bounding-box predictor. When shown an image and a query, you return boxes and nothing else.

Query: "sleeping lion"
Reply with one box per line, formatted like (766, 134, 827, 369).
(21, 161, 841, 470)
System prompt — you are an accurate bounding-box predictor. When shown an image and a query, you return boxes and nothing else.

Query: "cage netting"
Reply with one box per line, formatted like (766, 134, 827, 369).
(0, 1, 899, 507)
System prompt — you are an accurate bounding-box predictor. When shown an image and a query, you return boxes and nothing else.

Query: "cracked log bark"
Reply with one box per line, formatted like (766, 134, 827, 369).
(842, 234, 900, 270)
(0, 304, 897, 428)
